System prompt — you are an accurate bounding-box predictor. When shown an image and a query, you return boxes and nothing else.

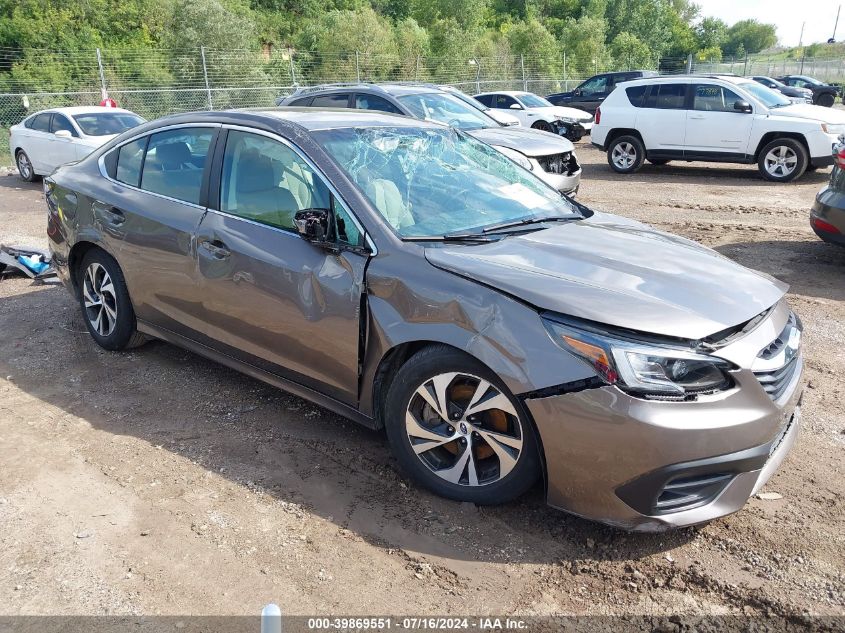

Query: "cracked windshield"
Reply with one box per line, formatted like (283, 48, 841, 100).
(316, 126, 579, 238)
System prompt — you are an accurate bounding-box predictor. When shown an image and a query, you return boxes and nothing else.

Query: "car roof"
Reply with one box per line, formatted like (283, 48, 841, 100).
(33, 106, 138, 116)
(286, 82, 450, 99)
(621, 74, 750, 86)
(136, 107, 440, 134)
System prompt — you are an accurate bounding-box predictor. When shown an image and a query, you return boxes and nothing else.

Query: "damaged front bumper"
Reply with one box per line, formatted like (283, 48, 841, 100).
(523, 359, 803, 531)
(530, 153, 581, 195)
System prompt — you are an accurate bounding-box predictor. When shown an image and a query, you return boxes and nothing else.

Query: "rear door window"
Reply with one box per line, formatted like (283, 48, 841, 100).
(30, 113, 52, 132)
(474, 94, 494, 107)
(140, 128, 215, 205)
(644, 84, 688, 109)
(311, 93, 351, 108)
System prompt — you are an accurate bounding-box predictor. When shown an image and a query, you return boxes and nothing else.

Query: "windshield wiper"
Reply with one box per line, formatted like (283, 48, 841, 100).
(481, 215, 580, 233)
(403, 232, 499, 243)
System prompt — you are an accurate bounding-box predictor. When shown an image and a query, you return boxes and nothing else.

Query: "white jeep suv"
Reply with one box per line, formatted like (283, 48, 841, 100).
(591, 75, 845, 182)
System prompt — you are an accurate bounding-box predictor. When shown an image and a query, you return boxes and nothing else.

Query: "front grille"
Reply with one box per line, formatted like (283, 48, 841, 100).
(759, 312, 799, 360)
(754, 354, 800, 401)
(537, 152, 578, 175)
(753, 311, 802, 401)
(655, 473, 734, 512)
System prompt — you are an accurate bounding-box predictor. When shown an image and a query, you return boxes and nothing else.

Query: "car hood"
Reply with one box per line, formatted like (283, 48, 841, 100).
(768, 103, 845, 123)
(530, 106, 592, 121)
(424, 213, 787, 340)
(468, 126, 574, 156)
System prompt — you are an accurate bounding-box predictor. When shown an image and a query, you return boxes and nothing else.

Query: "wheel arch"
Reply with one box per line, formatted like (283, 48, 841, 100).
(370, 339, 550, 494)
(605, 127, 645, 147)
(67, 240, 105, 292)
(753, 132, 810, 161)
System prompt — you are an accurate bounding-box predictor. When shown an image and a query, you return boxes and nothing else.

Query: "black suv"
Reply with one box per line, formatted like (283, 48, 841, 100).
(776, 75, 839, 107)
(546, 71, 659, 114)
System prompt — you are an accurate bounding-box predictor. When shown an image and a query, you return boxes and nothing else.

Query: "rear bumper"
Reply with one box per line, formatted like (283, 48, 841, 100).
(525, 355, 803, 531)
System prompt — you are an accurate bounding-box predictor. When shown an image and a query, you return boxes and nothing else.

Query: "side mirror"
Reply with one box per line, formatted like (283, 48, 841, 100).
(54, 130, 72, 139)
(509, 103, 523, 110)
(294, 208, 330, 243)
(734, 100, 753, 113)
(573, 88, 582, 96)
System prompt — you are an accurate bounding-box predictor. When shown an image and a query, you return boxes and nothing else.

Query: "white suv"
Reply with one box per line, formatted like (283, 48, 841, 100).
(591, 75, 845, 182)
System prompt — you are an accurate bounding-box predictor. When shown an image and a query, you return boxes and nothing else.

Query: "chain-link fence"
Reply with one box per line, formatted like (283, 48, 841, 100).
(3, 45, 845, 168)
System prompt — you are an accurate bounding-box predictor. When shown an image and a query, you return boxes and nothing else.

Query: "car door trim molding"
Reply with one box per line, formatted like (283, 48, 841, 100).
(217, 123, 377, 255)
(97, 122, 223, 211)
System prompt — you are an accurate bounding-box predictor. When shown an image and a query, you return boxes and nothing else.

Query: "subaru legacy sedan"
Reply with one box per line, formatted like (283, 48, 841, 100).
(45, 109, 803, 531)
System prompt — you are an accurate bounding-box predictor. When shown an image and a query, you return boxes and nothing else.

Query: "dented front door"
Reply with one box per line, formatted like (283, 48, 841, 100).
(192, 210, 367, 405)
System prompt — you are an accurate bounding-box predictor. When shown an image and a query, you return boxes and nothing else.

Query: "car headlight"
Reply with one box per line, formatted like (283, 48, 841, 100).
(543, 319, 734, 398)
(822, 123, 845, 134)
(492, 145, 533, 171)
(553, 115, 577, 124)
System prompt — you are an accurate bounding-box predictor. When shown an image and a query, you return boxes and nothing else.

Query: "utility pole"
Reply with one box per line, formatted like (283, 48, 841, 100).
(833, 5, 841, 41)
(799, 21, 805, 47)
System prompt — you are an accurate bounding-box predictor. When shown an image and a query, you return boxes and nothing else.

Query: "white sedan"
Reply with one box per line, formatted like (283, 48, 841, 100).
(10, 106, 145, 181)
(473, 91, 594, 141)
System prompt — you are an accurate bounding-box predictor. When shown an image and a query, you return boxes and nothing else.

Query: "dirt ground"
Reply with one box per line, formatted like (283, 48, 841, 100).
(0, 146, 843, 619)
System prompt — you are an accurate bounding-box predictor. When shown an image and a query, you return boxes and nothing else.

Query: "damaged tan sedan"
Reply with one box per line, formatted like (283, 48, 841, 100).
(45, 109, 803, 531)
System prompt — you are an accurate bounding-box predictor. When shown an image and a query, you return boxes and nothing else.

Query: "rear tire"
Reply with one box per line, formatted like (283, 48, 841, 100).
(77, 249, 146, 350)
(16, 150, 37, 182)
(757, 138, 808, 183)
(384, 345, 541, 505)
(607, 135, 645, 174)
(817, 93, 835, 108)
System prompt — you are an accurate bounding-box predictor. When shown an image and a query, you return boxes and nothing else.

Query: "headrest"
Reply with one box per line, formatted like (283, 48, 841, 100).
(236, 150, 276, 193)
(155, 142, 191, 169)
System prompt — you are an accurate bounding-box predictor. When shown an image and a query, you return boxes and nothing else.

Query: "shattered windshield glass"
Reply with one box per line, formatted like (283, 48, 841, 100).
(397, 92, 495, 131)
(315, 126, 579, 238)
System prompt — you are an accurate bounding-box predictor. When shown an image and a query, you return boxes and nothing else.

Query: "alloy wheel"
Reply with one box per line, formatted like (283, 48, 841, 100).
(404, 372, 524, 487)
(82, 262, 118, 337)
(763, 146, 798, 178)
(17, 152, 32, 180)
(612, 142, 636, 169)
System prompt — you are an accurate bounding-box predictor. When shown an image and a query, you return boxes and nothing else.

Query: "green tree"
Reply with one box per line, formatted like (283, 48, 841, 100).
(723, 19, 777, 56)
(506, 19, 561, 76)
(609, 31, 653, 69)
(561, 15, 611, 76)
(695, 16, 727, 50)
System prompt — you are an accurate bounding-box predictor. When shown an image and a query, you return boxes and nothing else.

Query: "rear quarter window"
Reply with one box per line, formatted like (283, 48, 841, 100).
(625, 85, 648, 107)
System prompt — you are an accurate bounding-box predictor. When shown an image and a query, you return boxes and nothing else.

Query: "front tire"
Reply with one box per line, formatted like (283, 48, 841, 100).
(77, 249, 146, 350)
(16, 150, 37, 182)
(758, 138, 808, 182)
(384, 346, 541, 505)
(531, 120, 553, 133)
(607, 135, 645, 174)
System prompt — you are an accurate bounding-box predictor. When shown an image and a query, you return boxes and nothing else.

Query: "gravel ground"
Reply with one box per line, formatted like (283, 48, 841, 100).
(0, 147, 843, 619)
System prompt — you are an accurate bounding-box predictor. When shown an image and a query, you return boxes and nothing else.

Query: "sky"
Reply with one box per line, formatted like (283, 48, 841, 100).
(695, 0, 844, 47)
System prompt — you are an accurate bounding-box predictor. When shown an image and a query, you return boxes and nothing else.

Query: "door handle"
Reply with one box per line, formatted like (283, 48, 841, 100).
(199, 238, 231, 259)
(689, 114, 706, 120)
(93, 201, 125, 225)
